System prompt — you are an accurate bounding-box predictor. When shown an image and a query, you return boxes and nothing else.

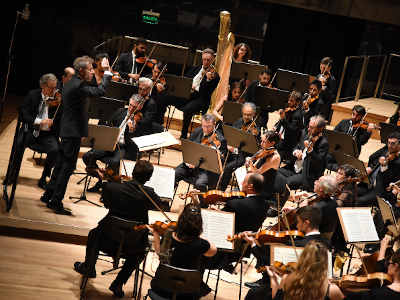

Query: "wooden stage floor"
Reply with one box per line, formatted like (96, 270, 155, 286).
(0, 96, 384, 299)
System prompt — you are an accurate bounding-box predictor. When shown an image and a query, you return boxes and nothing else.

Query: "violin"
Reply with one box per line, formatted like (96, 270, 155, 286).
(201, 133, 221, 149)
(352, 121, 380, 131)
(181, 190, 246, 205)
(98, 166, 131, 183)
(241, 120, 259, 136)
(248, 147, 275, 164)
(47, 90, 62, 107)
(256, 261, 297, 275)
(134, 221, 177, 235)
(302, 95, 318, 111)
(136, 56, 157, 68)
(339, 273, 392, 290)
(227, 229, 304, 245)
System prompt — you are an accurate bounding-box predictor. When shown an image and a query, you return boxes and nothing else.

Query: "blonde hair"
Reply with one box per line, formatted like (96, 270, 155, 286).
(284, 241, 328, 300)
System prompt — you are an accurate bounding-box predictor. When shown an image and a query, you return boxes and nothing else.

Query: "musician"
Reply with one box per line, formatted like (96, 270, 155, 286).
(334, 105, 373, 156)
(174, 113, 227, 195)
(114, 38, 151, 84)
(243, 206, 330, 295)
(245, 68, 274, 129)
(74, 160, 168, 298)
(233, 43, 252, 63)
(317, 57, 337, 120)
(92, 53, 109, 85)
(61, 67, 75, 87)
(302, 79, 327, 127)
(274, 90, 304, 161)
(39, 56, 112, 215)
(83, 78, 158, 193)
(146, 61, 168, 126)
(219, 102, 260, 191)
(280, 115, 329, 192)
(149, 203, 217, 298)
(16, 73, 61, 189)
(335, 164, 360, 207)
(212, 81, 244, 122)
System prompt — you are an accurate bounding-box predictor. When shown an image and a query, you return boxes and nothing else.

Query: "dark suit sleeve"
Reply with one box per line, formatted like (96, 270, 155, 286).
(334, 119, 348, 133)
(114, 53, 130, 80)
(19, 90, 37, 126)
(199, 72, 220, 99)
(79, 74, 112, 98)
(101, 182, 114, 209)
(281, 110, 303, 132)
(137, 99, 157, 129)
(309, 137, 329, 162)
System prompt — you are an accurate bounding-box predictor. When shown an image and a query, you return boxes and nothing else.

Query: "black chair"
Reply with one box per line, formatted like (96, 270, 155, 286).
(144, 264, 202, 300)
(79, 216, 150, 300)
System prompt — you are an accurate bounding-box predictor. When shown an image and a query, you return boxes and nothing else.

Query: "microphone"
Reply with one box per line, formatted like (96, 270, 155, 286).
(20, 3, 30, 21)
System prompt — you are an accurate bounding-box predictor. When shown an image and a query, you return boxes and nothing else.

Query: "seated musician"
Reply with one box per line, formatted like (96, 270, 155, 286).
(146, 61, 168, 126)
(91, 53, 110, 85)
(274, 90, 304, 161)
(202, 173, 268, 278)
(14, 73, 61, 189)
(162, 48, 220, 139)
(243, 206, 330, 297)
(335, 164, 361, 207)
(219, 102, 260, 191)
(60, 66, 75, 88)
(358, 132, 400, 209)
(302, 79, 326, 127)
(280, 115, 329, 192)
(212, 81, 244, 122)
(317, 57, 337, 120)
(149, 203, 217, 299)
(233, 42, 252, 63)
(245, 68, 274, 129)
(74, 160, 169, 298)
(114, 38, 152, 84)
(267, 241, 344, 300)
(174, 113, 227, 196)
(83, 77, 158, 192)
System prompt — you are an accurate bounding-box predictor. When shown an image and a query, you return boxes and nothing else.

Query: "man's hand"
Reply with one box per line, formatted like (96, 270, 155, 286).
(378, 156, 387, 166)
(101, 57, 110, 71)
(185, 163, 195, 169)
(293, 149, 303, 160)
(128, 73, 140, 81)
(127, 119, 135, 132)
(41, 119, 53, 128)
(205, 71, 215, 81)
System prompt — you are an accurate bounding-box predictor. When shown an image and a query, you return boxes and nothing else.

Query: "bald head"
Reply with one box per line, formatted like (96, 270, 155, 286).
(62, 67, 75, 84)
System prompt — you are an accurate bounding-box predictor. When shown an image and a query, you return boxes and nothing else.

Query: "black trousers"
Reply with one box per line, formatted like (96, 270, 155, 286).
(175, 163, 218, 192)
(83, 147, 128, 174)
(219, 153, 245, 191)
(43, 137, 81, 205)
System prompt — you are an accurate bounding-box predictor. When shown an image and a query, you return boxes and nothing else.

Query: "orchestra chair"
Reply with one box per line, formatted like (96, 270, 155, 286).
(144, 264, 202, 300)
(79, 216, 149, 300)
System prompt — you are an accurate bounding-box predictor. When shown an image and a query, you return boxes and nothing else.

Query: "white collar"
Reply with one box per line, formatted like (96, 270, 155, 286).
(305, 231, 320, 236)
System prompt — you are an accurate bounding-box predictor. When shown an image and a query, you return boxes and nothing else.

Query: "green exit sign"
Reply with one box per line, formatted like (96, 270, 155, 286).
(142, 10, 160, 24)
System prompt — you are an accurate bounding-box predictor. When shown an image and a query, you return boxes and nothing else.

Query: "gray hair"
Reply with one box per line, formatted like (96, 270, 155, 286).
(242, 102, 256, 112)
(138, 77, 153, 89)
(39, 73, 57, 87)
(319, 175, 337, 195)
(73, 56, 92, 72)
(202, 113, 216, 123)
(310, 115, 327, 129)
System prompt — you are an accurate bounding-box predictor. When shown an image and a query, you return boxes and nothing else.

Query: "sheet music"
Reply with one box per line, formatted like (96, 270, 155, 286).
(234, 166, 247, 191)
(121, 161, 175, 199)
(338, 208, 379, 243)
(132, 134, 166, 148)
(200, 209, 235, 250)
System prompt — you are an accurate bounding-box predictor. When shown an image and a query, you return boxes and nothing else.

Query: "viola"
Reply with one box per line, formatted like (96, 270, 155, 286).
(257, 261, 297, 275)
(227, 229, 304, 245)
(241, 121, 259, 136)
(352, 121, 380, 131)
(181, 190, 246, 205)
(47, 90, 62, 107)
(302, 95, 318, 111)
(99, 166, 131, 183)
(136, 56, 157, 68)
(249, 147, 275, 164)
(134, 221, 177, 235)
(201, 133, 221, 149)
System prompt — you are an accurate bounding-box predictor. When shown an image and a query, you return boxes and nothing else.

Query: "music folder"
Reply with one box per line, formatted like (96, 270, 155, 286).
(379, 122, 400, 144)
(222, 124, 259, 154)
(105, 80, 138, 101)
(275, 68, 310, 94)
(332, 151, 370, 185)
(377, 196, 399, 237)
(222, 102, 243, 125)
(81, 124, 120, 152)
(164, 74, 193, 99)
(323, 129, 359, 158)
(88, 96, 125, 121)
(254, 86, 289, 112)
(230, 60, 267, 82)
(181, 139, 222, 174)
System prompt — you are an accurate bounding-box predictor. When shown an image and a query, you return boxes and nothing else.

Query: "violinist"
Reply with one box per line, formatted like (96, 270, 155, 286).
(83, 78, 158, 193)
(302, 79, 325, 126)
(15, 73, 61, 189)
(212, 81, 244, 122)
(219, 102, 260, 191)
(317, 57, 337, 120)
(149, 203, 217, 298)
(274, 90, 304, 161)
(114, 38, 151, 84)
(334, 164, 360, 207)
(280, 115, 329, 192)
(74, 160, 169, 298)
(92, 53, 110, 85)
(146, 61, 168, 126)
(174, 113, 227, 195)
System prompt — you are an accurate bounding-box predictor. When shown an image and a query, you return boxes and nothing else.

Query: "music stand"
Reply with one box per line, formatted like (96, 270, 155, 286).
(105, 81, 137, 101)
(332, 151, 370, 185)
(230, 60, 267, 82)
(379, 122, 400, 144)
(71, 125, 120, 206)
(377, 196, 399, 237)
(275, 68, 310, 94)
(222, 125, 259, 155)
(181, 139, 222, 174)
(254, 86, 289, 112)
(323, 129, 359, 158)
(164, 74, 192, 99)
(88, 97, 125, 121)
(222, 102, 243, 125)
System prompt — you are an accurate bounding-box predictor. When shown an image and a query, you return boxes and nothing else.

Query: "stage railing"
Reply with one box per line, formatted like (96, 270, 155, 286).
(379, 53, 400, 101)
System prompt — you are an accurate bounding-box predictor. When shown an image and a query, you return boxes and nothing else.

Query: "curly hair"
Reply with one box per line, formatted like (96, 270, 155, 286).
(284, 241, 328, 300)
(233, 43, 252, 62)
(176, 203, 203, 242)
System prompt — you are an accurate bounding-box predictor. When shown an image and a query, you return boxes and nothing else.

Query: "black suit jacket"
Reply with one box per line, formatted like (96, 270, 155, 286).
(275, 108, 304, 153)
(60, 74, 111, 138)
(189, 126, 228, 161)
(223, 194, 268, 233)
(293, 233, 331, 248)
(334, 119, 371, 155)
(114, 52, 152, 80)
(375, 156, 400, 204)
(313, 196, 338, 234)
(186, 66, 220, 104)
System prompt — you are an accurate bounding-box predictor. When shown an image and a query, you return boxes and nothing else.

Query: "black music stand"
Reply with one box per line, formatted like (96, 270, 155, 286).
(88, 97, 125, 122)
(254, 86, 289, 112)
(70, 125, 120, 207)
(323, 129, 359, 158)
(222, 125, 259, 155)
(275, 68, 310, 94)
(377, 196, 399, 237)
(333, 151, 370, 185)
(222, 102, 243, 125)
(181, 139, 222, 174)
(379, 122, 400, 144)
(230, 61, 267, 82)
(105, 81, 137, 101)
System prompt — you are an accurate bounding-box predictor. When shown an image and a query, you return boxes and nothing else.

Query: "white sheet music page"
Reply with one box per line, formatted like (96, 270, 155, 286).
(132, 134, 166, 148)
(234, 166, 247, 191)
(200, 209, 235, 250)
(338, 208, 379, 243)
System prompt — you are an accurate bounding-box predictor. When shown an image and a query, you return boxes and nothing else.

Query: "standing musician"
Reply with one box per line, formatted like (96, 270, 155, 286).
(280, 115, 329, 192)
(302, 79, 325, 127)
(274, 90, 304, 161)
(114, 38, 152, 84)
(317, 57, 337, 120)
(219, 102, 260, 191)
(15, 73, 61, 189)
(174, 113, 227, 196)
(74, 160, 169, 298)
(39, 56, 113, 215)
(212, 81, 244, 122)
(83, 78, 159, 193)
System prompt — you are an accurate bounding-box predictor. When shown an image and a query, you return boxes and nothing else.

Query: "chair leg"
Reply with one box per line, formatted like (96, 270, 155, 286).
(214, 269, 221, 300)
(80, 276, 89, 299)
(239, 261, 243, 300)
(136, 253, 148, 300)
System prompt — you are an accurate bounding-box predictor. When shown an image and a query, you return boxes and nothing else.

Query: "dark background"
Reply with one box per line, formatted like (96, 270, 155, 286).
(1, 0, 399, 97)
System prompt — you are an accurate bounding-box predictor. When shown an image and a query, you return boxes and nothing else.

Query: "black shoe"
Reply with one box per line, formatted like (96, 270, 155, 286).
(38, 177, 47, 189)
(199, 282, 212, 297)
(47, 201, 72, 216)
(87, 181, 102, 193)
(40, 194, 50, 204)
(364, 244, 379, 254)
(73, 262, 96, 278)
(266, 208, 278, 218)
(109, 280, 124, 298)
(244, 278, 265, 289)
(222, 263, 235, 274)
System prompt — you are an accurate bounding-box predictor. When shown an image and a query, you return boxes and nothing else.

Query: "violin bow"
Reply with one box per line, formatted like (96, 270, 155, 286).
(137, 45, 157, 77)
(150, 63, 168, 95)
(352, 108, 370, 137)
(137, 183, 172, 223)
(282, 209, 299, 261)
